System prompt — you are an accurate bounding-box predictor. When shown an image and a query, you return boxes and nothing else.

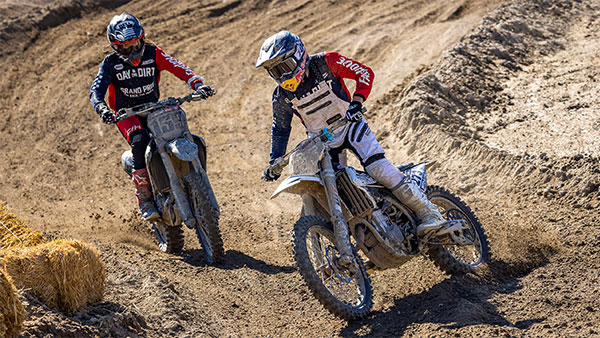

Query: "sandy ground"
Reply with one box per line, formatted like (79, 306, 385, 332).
(0, 0, 599, 336)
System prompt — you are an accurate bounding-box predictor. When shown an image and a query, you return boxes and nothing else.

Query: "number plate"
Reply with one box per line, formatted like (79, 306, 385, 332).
(290, 138, 325, 175)
(147, 107, 188, 141)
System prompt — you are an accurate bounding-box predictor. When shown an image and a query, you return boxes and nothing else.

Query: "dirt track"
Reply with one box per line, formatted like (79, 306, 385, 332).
(1, 0, 599, 336)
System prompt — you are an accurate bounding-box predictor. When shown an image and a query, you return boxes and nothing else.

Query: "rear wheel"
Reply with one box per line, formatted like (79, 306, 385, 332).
(426, 185, 490, 274)
(293, 216, 372, 320)
(184, 171, 224, 264)
(152, 222, 184, 254)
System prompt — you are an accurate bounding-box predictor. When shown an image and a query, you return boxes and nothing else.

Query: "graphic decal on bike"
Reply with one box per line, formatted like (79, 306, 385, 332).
(402, 164, 428, 192)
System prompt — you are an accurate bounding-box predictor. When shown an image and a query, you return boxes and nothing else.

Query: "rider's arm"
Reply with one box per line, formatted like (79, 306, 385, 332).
(324, 52, 374, 102)
(155, 45, 204, 89)
(89, 57, 114, 113)
(270, 89, 295, 164)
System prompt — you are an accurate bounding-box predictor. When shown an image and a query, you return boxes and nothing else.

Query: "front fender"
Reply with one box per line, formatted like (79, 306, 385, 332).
(270, 175, 323, 199)
(166, 138, 198, 162)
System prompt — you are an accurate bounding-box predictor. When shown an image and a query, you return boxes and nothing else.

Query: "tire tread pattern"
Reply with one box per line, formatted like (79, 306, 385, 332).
(154, 224, 184, 254)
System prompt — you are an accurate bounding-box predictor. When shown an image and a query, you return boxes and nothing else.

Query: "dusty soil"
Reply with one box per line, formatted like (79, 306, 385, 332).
(1, 0, 599, 336)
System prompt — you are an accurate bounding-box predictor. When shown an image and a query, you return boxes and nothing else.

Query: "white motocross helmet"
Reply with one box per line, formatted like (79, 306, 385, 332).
(256, 31, 308, 92)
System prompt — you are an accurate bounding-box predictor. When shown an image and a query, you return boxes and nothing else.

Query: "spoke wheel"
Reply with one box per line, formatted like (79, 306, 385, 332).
(293, 216, 372, 320)
(426, 185, 490, 274)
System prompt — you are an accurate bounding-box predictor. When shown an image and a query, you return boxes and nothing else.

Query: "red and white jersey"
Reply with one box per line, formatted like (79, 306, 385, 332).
(269, 52, 374, 162)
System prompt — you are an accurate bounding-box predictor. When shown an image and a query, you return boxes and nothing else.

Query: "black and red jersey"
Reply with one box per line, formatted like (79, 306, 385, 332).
(90, 44, 202, 113)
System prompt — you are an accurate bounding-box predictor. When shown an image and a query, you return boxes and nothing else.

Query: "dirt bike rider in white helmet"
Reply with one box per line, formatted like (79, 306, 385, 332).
(257, 31, 446, 236)
(90, 13, 215, 221)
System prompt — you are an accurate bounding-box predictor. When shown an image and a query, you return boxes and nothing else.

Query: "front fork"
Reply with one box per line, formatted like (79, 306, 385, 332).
(319, 151, 354, 264)
(158, 142, 206, 229)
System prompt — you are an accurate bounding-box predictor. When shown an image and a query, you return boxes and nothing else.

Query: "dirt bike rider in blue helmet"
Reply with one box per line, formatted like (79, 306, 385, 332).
(257, 31, 446, 236)
(90, 13, 215, 221)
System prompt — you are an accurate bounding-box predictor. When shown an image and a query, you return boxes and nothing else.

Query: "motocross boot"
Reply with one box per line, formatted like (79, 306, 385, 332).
(132, 168, 160, 221)
(391, 179, 446, 236)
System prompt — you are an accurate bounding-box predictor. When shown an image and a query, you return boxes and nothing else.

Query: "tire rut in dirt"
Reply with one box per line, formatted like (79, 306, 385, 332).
(184, 171, 224, 264)
(292, 215, 373, 321)
(426, 185, 491, 275)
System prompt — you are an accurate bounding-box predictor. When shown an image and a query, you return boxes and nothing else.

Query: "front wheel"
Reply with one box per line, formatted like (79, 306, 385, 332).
(184, 171, 224, 265)
(292, 216, 373, 320)
(426, 185, 490, 274)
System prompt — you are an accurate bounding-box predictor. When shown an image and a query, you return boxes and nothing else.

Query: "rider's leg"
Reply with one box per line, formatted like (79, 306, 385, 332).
(389, 178, 445, 235)
(117, 119, 160, 221)
(132, 168, 160, 221)
(344, 118, 445, 236)
(365, 158, 445, 235)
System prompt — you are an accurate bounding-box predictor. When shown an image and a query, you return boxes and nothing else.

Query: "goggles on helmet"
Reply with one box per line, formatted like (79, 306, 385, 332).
(113, 38, 143, 56)
(266, 56, 298, 81)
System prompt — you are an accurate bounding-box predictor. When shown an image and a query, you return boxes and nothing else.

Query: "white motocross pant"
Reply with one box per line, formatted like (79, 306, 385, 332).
(310, 117, 405, 189)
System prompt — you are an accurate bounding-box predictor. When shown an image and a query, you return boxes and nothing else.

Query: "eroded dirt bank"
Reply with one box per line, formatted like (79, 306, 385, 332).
(1, 0, 599, 336)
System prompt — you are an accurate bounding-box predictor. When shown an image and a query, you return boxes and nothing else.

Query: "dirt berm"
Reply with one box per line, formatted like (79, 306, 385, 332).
(0, 0, 598, 336)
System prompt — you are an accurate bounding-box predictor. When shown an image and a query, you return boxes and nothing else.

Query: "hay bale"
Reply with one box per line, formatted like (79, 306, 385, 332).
(0, 239, 106, 313)
(0, 201, 45, 249)
(0, 270, 24, 338)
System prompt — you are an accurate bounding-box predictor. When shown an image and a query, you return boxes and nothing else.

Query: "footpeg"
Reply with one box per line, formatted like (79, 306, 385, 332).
(434, 220, 468, 236)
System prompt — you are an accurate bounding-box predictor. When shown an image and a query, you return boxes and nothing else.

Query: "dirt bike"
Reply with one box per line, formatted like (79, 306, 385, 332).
(117, 93, 224, 265)
(267, 110, 490, 320)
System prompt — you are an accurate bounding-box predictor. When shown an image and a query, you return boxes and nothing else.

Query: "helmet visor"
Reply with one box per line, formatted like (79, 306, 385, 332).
(267, 57, 297, 81)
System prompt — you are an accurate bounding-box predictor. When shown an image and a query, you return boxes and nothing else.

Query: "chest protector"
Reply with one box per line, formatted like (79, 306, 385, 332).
(288, 53, 349, 134)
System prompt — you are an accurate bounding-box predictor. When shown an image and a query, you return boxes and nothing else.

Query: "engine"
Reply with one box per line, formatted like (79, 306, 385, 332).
(336, 168, 417, 259)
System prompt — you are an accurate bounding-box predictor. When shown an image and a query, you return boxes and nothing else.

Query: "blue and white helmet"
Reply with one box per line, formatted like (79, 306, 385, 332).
(107, 13, 145, 64)
(256, 31, 308, 92)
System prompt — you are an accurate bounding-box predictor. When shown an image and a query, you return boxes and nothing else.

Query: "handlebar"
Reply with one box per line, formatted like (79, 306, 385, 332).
(269, 107, 367, 175)
(114, 92, 207, 122)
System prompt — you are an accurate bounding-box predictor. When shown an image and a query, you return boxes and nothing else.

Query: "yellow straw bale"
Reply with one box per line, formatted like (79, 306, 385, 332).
(0, 201, 45, 249)
(0, 270, 24, 338)
(0, 239, 106, 313)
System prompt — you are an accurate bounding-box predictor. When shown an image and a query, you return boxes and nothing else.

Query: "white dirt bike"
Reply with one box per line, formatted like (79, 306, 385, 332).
(267, 110, 490, 320)
(118, 93, 224, 264)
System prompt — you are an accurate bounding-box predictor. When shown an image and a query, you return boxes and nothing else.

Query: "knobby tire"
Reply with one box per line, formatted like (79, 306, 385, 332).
(184, 171, 224, 265)
(426, 185, 490, 275)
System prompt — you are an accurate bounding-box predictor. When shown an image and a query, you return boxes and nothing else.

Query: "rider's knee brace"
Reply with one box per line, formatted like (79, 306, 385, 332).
(130, 129, 151, 170)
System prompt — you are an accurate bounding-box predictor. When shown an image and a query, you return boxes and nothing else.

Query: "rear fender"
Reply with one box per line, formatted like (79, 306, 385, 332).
(270, 175, 323, 199)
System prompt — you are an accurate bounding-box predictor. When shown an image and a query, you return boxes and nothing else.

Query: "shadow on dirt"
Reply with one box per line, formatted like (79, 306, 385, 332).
(181, 248, 296, 274)
(339, 257, 550, 337)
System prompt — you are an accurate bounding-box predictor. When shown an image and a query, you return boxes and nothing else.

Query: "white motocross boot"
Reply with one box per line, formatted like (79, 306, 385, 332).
(391, 180, 446, 236)
(132, 168, 160, 221)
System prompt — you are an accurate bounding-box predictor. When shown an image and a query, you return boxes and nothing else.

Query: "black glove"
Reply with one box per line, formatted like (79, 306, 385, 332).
(194, 83, 216, 99)
(262, 165, 281, 182)
(346, 101, 363, 122)
(97, 104, 115, 124)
